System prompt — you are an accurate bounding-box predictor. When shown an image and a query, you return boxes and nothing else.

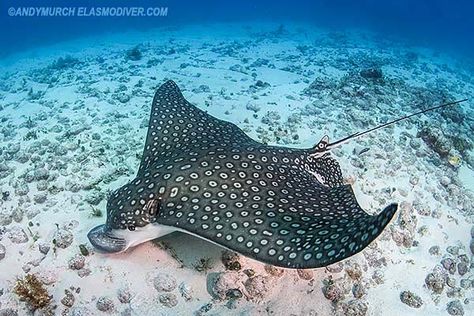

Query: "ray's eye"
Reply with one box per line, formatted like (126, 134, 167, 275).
(128, 226, 136, 231)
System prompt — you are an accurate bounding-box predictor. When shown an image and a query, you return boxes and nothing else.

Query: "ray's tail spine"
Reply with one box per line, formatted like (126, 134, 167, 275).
(327, 98, 468, 149)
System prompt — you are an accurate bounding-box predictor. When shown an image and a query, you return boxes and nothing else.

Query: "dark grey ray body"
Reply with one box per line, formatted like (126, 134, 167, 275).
(88, 80, 397, 269)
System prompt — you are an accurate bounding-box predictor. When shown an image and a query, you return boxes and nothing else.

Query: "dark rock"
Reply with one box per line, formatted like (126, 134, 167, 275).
(417, 127, 450, 157)
(447, 246, 460, 256)
(447, 287, 463, 298)
(326, 263, 343, 273)
(178, 282, 192, 301)
(442, 258, 457, 274)
(33, 168, 49, 181)
(61, 289, 75, 307)
(457, 262, 468, 276)
(33, 193, 47, 204)
(352, 282, 367, 299)
(323, 282, 344, 303)
(68, 254, 85, 270)
(192, 85, 211, 93)
(50, 56, 80, 70)
(77, 268, 91, 278)
(0, 243, 5, 260)
(359, 68, 383, 80)
(117, 288, 131, 304)
(225, 289, 243, 299)
(447, 300, 464, 315)
(429, 246, 441, 256)
(221, 251, 242, 271)
(303, 77, 336, 97)
(425, 271, 445, 294)
(400, 290, 423, 308)
(264, 265, 285, 277)
(38, 242, 50, 255)
(125, 46, 142, 61)
(211, 272, 241, 299)
(96, 296, 114, 312)
(460, 279, 472, 289)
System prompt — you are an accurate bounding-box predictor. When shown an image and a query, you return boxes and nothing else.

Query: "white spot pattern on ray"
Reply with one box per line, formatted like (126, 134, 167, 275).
(102, 80, 398, 269)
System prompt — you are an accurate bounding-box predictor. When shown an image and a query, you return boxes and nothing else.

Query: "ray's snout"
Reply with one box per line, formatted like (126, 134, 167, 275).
(87, 224, 127, 253)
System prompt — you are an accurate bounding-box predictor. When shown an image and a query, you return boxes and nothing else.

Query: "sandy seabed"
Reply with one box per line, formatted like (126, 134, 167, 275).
(0, 23, 473, 316)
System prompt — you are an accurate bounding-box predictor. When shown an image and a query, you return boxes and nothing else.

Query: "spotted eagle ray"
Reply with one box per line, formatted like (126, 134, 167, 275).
(88, 80, 467, 269)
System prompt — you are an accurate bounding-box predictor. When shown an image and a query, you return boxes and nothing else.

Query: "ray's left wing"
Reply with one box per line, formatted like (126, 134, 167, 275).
(137, 80, 259, 175)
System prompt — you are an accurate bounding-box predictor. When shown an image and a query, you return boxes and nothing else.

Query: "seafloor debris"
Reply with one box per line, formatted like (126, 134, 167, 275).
(178, 282, 193, 301)
(297, 269, 314, 281)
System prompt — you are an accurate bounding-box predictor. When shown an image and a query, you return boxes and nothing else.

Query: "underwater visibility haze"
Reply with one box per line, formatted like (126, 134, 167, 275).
(0, 1, 473, 315)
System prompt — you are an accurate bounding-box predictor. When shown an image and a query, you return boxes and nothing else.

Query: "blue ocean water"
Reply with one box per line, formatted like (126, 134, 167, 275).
(1, 0, 473, 59)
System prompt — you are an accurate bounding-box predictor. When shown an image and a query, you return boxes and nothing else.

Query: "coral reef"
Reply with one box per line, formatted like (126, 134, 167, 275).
(13, 274, 51, 310)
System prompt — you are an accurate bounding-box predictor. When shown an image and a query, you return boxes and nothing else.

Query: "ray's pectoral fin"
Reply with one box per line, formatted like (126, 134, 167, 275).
(136, 80, 258, 176)
(198, 185, 398, 269)
(181, 166, 397, 269)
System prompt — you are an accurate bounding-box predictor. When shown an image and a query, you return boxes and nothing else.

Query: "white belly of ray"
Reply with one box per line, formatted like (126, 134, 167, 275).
(113, 224, 176, 250)
(113, 223, 235, 253)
